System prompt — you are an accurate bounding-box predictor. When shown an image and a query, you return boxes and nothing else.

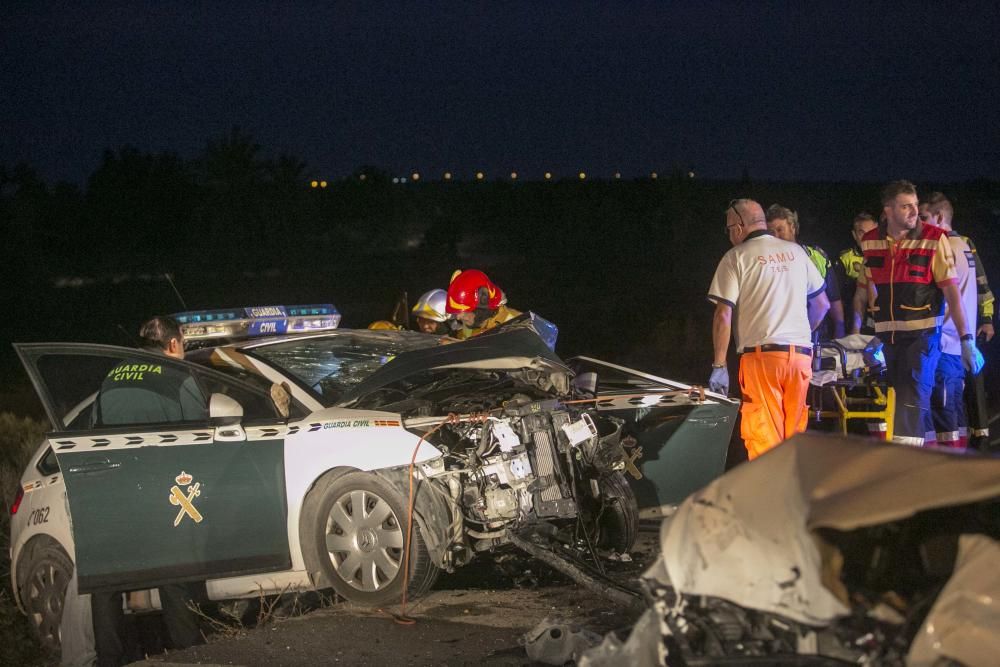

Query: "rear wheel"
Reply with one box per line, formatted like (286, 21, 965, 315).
(17, 538, 73, 654)
(314, 471, 439, 605)
(594, 473, 639, 553)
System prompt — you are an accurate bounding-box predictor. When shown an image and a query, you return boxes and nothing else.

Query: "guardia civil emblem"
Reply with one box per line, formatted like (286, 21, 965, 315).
(169, 471, 203, 526)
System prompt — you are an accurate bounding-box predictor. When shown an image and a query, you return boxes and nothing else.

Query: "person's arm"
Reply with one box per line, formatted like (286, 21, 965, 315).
(943, 280, 985, 374)
(851, 282, 868, 334)
(941, 282, 971, 339)
(808, 291, 830, 331)
(712, 301, 733, 365)
(968, 241, 995, 340)
(829, 299, 845, 338)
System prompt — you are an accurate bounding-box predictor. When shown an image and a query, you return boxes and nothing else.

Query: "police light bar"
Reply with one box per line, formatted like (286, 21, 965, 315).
(174, 304, 341, 341)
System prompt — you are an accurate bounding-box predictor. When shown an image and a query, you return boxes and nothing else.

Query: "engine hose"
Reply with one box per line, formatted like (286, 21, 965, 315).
(466, 527, 507, 539)
(506, 530, 642, 610)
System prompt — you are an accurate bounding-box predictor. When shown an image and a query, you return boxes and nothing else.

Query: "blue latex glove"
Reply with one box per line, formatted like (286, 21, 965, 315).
(961, 338, 985, 375)
(709, 366, 729, 395)
(862, 336, 885, 368)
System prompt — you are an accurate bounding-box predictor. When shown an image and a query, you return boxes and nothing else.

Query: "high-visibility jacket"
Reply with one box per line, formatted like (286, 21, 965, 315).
(453, 305, 522, 340)
(958, 234, 996, 325)
(838, 247, 864, 281)
(858, 221, 957, 337)
(802, 244, 839, 302)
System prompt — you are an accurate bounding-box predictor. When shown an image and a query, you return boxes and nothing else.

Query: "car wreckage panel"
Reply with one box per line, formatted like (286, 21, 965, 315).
(618, 432, 1000, 666)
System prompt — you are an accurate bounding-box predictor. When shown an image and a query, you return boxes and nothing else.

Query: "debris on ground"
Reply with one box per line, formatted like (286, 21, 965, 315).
(523, 617, 603, 665)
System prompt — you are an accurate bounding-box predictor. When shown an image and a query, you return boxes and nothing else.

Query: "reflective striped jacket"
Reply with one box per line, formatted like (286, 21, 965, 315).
(859, 221, 956, 335)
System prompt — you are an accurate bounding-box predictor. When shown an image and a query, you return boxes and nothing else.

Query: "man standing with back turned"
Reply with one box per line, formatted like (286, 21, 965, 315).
(708, 199, 829, 460)
(851, 180, 983, 446)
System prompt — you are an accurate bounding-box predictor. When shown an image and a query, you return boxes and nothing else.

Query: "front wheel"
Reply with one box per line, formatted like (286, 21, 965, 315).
(313, 471, 439, 605)
(17, 538, 73, 654)
(594, 472, 639, 554)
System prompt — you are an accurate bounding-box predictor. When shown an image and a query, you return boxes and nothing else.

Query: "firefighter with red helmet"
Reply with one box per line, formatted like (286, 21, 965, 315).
(446, 269, 521, 340)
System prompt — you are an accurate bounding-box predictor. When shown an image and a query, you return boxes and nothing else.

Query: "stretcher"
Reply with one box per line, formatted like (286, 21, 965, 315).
(809, 334, 895, 440)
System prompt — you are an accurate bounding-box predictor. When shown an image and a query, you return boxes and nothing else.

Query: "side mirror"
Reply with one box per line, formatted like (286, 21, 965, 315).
(209, 393, 244, 423)
(572, 371, 598, 394)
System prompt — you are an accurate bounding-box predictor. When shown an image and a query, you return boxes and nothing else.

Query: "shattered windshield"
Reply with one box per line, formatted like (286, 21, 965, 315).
(249, 332, 439, 405)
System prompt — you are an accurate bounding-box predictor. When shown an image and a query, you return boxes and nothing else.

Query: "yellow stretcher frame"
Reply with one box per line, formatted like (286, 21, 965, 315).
(815, 383, 895, 441)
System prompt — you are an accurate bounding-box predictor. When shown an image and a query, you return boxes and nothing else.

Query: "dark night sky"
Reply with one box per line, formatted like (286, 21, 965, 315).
(3, 1, 999, 185)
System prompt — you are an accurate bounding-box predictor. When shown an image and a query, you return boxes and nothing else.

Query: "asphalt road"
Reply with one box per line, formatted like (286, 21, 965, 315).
(133, 528, 659, 667)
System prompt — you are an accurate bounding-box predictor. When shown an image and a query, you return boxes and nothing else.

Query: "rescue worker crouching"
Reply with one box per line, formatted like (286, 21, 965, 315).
(411, 288, 453, 335)
(445, 269, 521, 340)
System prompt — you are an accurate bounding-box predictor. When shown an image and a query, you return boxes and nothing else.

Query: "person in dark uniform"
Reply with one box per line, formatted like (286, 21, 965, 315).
(837, 213, 879, 334)
(91, 316, 205, 666)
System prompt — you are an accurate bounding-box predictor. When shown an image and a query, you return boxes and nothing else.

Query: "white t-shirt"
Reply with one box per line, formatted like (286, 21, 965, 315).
(708, 231, 826, 350)
(941, 234, 976, 356)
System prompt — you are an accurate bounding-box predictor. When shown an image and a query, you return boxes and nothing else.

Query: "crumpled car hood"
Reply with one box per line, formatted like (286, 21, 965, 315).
(654, 433, 1000, 626)
(336, 324, 569, 407)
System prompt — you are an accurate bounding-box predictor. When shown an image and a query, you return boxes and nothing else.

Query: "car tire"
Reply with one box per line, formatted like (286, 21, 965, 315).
(16, 537, 73, 655)
(313, 471, 439, 605)
(595, 472, 639, 554)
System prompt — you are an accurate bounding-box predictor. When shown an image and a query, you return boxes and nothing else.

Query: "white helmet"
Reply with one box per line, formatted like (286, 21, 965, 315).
(411, 288, 450, 322)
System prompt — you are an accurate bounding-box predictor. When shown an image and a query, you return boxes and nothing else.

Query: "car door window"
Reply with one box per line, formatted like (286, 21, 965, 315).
(193, 370, 279, 423)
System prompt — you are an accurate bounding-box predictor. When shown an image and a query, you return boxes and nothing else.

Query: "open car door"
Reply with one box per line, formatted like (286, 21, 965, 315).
(15, 343, 291, 593)
(568, 356, 739, 513)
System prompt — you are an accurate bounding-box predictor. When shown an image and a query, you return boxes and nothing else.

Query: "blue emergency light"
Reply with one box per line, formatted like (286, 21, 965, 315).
(174, 304, 341, 342)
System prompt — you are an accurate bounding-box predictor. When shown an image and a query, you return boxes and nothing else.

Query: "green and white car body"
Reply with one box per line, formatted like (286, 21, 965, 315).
(9, 311, 738, 652)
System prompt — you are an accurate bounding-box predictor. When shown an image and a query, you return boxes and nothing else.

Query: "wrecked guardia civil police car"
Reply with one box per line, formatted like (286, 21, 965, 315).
(9, 305, 737, 652)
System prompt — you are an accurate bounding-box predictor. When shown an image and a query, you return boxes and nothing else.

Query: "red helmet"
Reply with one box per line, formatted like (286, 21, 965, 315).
(446, 269, 502, 313)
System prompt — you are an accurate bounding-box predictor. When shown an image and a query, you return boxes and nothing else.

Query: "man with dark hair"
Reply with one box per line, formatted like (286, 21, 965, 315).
(708, 199, 829, 459)
(90, 315, 205, 665)
(94, 316, 205, 426)
(851, 180, 982, 446)
(137, 315, 187, 353)
(924, 192, 994, 449)
(838, 213, 879, 333)
(766, 204, 845, 338)
(924, 192, 995, 342)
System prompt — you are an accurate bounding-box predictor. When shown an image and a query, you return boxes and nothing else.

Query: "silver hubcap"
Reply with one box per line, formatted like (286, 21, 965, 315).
(325, 489, 404, 592)
(27, 557, 68, 650)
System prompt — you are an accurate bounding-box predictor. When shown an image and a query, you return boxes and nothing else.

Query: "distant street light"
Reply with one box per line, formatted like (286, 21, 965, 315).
(444, 172, 452, 180)
(544, 172, 552, 180)
(578, 172, 586, 180)
(650, 172, 658, 180)
(359, 174, 367, 181)
(476, 172, 485, 181)
(614, 172, 621, 180)
(510, 172, 518, 180)
(411, 172, 420, 181)
(310, 180, 319, 188)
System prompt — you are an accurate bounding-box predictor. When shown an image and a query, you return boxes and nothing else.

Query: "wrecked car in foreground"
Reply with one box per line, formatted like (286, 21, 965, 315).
(582, 433, 1000, 666)
(9, 312, 737, 652)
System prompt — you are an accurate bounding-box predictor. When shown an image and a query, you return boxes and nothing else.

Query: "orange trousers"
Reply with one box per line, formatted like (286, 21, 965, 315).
(738, 350, 813, 459)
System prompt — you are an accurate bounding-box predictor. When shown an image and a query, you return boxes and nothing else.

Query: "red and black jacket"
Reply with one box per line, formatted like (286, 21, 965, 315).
(860, 220, 952, 335)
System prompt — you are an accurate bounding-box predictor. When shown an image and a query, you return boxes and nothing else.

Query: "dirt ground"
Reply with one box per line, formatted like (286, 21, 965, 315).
(133, 526, 660, 667)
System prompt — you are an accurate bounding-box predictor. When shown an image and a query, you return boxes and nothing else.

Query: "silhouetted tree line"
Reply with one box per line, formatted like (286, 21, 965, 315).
(3, 127, 999, 371)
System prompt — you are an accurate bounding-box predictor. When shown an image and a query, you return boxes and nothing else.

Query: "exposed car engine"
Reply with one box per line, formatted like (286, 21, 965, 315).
(363, 370, 638, 563)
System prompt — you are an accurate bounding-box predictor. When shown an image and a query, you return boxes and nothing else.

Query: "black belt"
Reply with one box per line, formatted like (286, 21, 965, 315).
(741, 344, 812, 356)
